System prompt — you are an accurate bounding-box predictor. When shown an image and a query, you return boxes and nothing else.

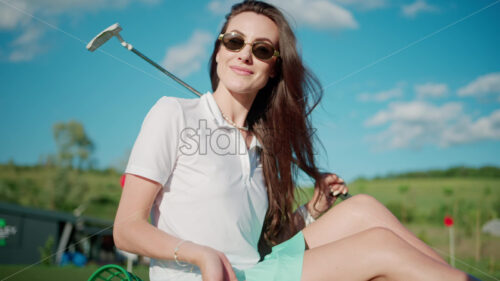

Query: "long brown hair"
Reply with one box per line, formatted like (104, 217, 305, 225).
(209, 0, 324, 247)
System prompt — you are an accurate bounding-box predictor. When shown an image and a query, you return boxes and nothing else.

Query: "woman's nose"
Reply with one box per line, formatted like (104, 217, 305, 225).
(238, 43, 253, 63)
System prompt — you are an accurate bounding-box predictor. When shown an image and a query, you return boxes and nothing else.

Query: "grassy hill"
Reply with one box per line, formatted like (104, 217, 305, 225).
(0, 164, 122, 220)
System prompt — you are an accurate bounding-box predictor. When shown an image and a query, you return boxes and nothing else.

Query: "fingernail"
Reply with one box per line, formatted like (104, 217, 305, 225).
(333, 190, 340, 196)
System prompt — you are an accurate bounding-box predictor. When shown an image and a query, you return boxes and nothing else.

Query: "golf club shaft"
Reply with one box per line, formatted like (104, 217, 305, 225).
(130, 47, 352, 201)
(129, 47, 202, 97)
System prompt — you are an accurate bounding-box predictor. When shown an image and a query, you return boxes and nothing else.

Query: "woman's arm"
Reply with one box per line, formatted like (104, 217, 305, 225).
(113, 174, 237, 281)
(114, 174, 200, 263)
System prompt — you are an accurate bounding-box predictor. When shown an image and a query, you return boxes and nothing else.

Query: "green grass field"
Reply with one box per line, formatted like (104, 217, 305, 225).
(1, 165, 499, 280)
(0, 264, 150, 281)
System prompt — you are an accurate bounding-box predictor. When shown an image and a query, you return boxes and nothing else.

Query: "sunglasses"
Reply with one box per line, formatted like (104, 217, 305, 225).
(218, 32, 280, 61)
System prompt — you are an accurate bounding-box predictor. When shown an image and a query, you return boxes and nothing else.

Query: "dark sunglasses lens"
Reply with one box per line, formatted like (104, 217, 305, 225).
(252, 42, 274, 60)
(223, 34, 245, 51)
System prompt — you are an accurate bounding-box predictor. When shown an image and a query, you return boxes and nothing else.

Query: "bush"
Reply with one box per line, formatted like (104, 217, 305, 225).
(386, 201, 415, 223)
(38, 236, 55, 265)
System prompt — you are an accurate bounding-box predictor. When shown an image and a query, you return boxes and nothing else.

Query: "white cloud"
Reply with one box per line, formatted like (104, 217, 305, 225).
(0, 1, 31, 30)
(0, 0, 158, 62)
(208, 0, 238, 14)
(334, 0, 387, 10)
(208, 0, 358, 30)
(162, 30, 213, 78)
(365, 101, 461, 126)
(276, 0, 358, 30)
(0, 0, 148, 29)
(402, 0, 438, 18)
(458, 72, 500, 101)
(357, 83, 405, 102)
(441, 110, 500, 145)
(365, 101, 500, 149)
(414, 82, 448, 99)
(8, 25, 46, 62)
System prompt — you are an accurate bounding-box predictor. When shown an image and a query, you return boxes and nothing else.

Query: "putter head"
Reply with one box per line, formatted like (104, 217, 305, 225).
(86, 23, 123, 52)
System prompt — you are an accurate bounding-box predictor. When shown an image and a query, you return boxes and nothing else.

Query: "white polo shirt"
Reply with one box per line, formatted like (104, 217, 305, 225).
(125, 92, 268, 281)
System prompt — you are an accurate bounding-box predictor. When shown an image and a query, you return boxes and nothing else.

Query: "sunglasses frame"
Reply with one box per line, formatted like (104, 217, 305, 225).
(218, 32, 280, 60)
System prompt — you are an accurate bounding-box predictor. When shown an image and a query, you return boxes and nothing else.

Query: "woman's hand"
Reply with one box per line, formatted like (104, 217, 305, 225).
(197, 246, 238, 281)
(307, 173, 348, 219)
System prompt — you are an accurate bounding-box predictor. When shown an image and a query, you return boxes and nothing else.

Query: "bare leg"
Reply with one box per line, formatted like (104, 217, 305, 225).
(301, 227, 468, 281)
(302, 194, 448, 265)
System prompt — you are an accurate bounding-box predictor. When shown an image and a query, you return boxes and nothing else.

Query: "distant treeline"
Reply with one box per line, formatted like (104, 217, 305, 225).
(0, 162, 121, 176)
(0, 162, 123, 219)
(3, 163, 500, 179)
(375, 166, 500, 179)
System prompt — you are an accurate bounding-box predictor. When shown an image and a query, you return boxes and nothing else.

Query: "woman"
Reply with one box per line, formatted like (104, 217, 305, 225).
(114, 1, 472, 280)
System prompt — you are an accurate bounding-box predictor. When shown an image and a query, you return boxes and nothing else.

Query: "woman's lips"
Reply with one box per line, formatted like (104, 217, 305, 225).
(230, 65, 253, 75)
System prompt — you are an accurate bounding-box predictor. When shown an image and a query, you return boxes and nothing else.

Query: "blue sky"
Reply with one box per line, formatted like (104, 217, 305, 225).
(0, 0, 499, 183)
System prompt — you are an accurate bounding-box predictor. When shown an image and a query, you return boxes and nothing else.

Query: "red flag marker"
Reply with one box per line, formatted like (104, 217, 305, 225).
(444, 215, 455, 267)
(444, 215, 454, 227)
(120, 174, 126, 188)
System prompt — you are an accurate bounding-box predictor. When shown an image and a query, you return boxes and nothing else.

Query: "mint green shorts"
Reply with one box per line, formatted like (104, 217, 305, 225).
(240, 231, 305, 281)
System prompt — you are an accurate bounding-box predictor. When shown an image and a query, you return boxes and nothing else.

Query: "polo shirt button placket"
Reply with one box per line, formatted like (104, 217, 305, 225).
(241, 154, 251, 186)
(237, 132, 252, 187)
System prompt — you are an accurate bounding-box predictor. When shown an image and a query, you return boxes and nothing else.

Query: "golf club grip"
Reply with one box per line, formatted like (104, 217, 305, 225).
(129, 48, 203, 97)
(339, 193, 352, 200)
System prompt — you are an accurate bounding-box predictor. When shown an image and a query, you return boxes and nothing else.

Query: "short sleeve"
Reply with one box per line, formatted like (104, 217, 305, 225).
(125, 96, 184, 186)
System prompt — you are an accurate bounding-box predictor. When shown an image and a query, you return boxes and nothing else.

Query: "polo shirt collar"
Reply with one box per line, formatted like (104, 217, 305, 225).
(203, 92, 262, 150)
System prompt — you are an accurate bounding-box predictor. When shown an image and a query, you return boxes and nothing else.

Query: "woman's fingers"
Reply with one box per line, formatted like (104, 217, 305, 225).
(328, 184, 342, 196)
(323, 173, 345, 186)
(328, 183, 348, 197)
(218, 252, 237, 281)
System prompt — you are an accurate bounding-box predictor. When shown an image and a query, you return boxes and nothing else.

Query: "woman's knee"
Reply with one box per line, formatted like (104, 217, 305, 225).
(348, 194, 381, 207)
(335, 194, 384, 217)
(318, 194, 385, 230)
(345, 194, 392, 217)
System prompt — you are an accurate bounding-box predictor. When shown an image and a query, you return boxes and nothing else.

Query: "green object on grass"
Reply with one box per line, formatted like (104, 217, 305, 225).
(87, 264, 143, 281)
(0, 218, 5, 246)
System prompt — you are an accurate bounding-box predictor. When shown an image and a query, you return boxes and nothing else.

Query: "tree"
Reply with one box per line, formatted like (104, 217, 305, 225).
(53, 120, 94, 170)
(51, 120, 93, 212)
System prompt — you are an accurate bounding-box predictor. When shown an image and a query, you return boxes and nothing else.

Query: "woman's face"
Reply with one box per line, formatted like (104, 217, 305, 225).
(215, 12, 279, 97)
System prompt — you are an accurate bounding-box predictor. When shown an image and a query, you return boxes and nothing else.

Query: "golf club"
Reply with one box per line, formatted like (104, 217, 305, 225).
(86, 23, 202, 97)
